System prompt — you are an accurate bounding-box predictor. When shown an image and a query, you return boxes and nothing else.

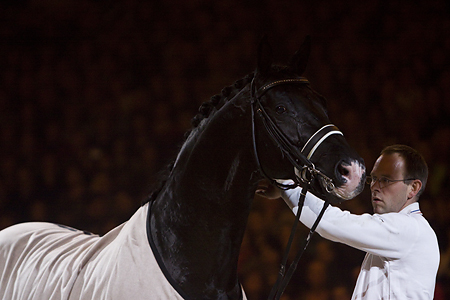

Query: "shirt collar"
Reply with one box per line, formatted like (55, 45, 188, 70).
(399, 202, 422, 215)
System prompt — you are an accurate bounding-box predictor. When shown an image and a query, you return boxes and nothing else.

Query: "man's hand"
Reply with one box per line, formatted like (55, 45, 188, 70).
(255, 179, 282, 199)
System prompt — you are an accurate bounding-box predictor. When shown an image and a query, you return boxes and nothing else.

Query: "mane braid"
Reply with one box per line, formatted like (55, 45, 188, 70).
(143, 73, 254, 205)
(190, 73, 254, 128)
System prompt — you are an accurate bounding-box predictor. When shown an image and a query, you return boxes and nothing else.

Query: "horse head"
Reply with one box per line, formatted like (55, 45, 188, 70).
(251, 36, 366, 203)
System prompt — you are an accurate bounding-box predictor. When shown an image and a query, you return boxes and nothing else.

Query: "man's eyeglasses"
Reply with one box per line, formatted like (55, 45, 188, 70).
(366, 175, 416, 189)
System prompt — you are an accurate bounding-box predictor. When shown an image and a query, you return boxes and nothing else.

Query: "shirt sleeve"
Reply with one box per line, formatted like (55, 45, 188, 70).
(281, 186, 419, 259)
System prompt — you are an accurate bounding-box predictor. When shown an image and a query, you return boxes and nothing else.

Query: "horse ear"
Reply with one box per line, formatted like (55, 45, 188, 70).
(288, 35, 311, 75)
(256, 35, 273, 75)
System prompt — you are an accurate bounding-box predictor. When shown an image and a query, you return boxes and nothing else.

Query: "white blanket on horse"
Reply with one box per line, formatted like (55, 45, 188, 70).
(0, 203, 187, 299)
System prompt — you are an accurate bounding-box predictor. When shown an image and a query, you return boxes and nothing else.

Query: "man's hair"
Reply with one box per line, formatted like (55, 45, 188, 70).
(381, 144, 428, 198)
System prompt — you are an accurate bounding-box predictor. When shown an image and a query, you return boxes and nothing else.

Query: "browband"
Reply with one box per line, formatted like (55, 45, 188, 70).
(253, 78, 309, 99)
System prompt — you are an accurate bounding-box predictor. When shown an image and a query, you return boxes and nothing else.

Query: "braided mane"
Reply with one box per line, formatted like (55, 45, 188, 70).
(190, 73, 254, 129)
(144, 73, 255, 204)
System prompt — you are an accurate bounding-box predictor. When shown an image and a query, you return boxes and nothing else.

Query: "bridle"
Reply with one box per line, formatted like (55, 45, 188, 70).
(250, 76, 344, 300)
(250, 76, 343, 192)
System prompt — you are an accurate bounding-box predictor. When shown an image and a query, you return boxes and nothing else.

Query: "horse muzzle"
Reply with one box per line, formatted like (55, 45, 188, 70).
(331, 160, 366, 200)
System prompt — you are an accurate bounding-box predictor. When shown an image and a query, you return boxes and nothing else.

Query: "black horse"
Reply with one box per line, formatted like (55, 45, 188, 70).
(147, 37, 366, 299)
(0, 37, 365, 300)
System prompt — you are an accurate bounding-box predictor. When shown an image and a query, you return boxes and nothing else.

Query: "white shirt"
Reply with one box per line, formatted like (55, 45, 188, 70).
(282, 188, 440, 300)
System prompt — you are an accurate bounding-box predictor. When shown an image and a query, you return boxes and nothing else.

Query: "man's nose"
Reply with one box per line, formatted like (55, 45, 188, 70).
(370, 179, 381, 191)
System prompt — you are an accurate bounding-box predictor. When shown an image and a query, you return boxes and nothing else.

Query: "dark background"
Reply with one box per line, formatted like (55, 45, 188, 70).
(1, 0, 449, 299)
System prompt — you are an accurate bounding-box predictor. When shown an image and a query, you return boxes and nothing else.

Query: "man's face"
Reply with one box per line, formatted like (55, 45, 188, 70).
(370, 153, 412, 214)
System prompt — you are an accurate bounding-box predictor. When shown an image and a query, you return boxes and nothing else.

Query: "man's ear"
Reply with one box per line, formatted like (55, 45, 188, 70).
(408, 179, 422, 200)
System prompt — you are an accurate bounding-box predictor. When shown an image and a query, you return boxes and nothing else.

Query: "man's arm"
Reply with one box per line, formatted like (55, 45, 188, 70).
(278, 183, 418, 259)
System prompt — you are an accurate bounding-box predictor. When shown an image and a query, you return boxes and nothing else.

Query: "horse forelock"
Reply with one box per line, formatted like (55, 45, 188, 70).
(258, 65, 330, 116)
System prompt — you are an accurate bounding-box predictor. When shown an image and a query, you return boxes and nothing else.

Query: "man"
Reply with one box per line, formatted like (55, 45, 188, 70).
(259, 144, 439, 299)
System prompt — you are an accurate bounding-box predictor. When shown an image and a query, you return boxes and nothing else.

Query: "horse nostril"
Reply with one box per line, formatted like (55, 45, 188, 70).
(337, 163, 350, 176)
(335, 162, 351, 185)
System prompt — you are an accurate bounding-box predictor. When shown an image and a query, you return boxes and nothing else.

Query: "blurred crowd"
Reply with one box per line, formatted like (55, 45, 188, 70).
(1, 0, 450, 299)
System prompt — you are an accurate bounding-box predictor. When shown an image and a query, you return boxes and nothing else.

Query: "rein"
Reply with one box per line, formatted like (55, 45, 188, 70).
(269, 187, 330, 300)
(250, 77, 339, 299)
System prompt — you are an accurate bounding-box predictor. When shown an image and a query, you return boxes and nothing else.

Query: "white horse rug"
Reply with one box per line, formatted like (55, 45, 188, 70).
(0, 203, 246, 299)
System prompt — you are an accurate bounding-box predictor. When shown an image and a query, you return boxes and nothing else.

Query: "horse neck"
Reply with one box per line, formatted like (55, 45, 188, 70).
(149, 98, 258, 298)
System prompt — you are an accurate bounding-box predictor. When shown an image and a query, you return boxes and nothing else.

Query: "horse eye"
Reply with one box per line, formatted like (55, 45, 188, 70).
(275, 105, 287, 114)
